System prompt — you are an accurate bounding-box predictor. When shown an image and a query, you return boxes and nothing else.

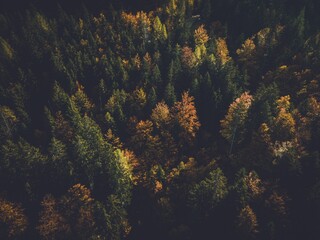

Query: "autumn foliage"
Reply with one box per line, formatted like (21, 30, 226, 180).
(1, 1, 320, 239)
(0, 198, 28, 238)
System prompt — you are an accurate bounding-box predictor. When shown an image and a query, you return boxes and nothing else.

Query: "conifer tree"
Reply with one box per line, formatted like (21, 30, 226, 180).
(189, 168, 228, 215)
(220, 92, 253, 153)
(164, 82, 177, 106)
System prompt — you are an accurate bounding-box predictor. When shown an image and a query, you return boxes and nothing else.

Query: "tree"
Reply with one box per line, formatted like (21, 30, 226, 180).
(293, 8, 305, 45)
(173, 92, 201, 143)
(71, 82, 94, 115)
(38, 184, 98, 239)
(0, 198, 28, 239)
(150, 102, 178, 162)
(153, 16, 167, 41)
(0, 139, 47, 199)
(47, 137, 72, 186)
(168, 60, 175, 83)
(306, 97, 320, 151)
(61, 184, 95, 238)
(200, 0, 212, 20)
(215, 38, 231, 65)
(142, 52, 152, 85)
(53, 111, 74, 143)
(189, 168, 228, 216)
(52, 82, 81, 123)
(37, 195, 68, 240)
(191, 78, 200, 100)
(166, 0, 178, 18)
(181, 46, 196, 69)
(232, 168, 250, 207)
(147, 87, 157, 111)
(98, 79, 107, 112)
(151, 64, 162, 86)
(244, 171, 265, 199)
(194, 24, 209, 46)
(151, 101, 171, 129)
(220, 92, 253, 153)
(130, 119, 162, 163)
(103, 194, 131, 240)
(273, 95, 296, 141)
(130, 88, 147, 114)
(164, 82, 177, 106)
(105, 89, 127, 124)
(0, 106, 18, 138)
(71, 114, 132, 205)
(236, 38, 257, 67)
(0, 37, 14, 60)
(236, 205, 258, 237)
(265, 191, 287, 216)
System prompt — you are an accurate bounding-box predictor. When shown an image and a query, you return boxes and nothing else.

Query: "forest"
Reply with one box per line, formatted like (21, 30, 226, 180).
(0, 0, 320, 239)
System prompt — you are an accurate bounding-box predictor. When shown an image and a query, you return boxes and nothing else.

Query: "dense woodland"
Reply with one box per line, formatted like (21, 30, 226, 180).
(0, 0, 320, 239)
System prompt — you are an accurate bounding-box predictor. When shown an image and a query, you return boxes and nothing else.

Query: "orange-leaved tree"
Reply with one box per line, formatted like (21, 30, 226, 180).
(173, 92, 200, 145)
(0, 198, 28, 239)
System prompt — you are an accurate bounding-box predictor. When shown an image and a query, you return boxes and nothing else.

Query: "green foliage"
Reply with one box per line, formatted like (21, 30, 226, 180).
(164, 82, 177, 106)
(220, 92, 253, 151)
(232, 168, 249, 207)
(189, 168, 228, 215)
(0, 139, 47, 200)
(1, 1, 320, 239)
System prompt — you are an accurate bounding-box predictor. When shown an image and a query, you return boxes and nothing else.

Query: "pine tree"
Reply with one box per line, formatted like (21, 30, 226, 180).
(71, 114, 132, 203)
(220, 92, 253, 153)
(233, 168, 250, 207)
(126, 88, 145, 119)
(147, 87, 157, 111)
(0, 139, 47, 199)
(164, 82, 177, 106)
(153, 16, 167, 41)
(71, 82, 94, 116)
(168, 60, 175, 83)
(151, 64, 162, 86)
(189, 168, 228, 215)
(48, 137, 72, 186)
(190, 78, 200, 101)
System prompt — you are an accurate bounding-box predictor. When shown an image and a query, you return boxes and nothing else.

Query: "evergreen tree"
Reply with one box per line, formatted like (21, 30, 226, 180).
(147, 87, 158, 111)
(189, 168, 228, 217)
(164, 82, 177, 106)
